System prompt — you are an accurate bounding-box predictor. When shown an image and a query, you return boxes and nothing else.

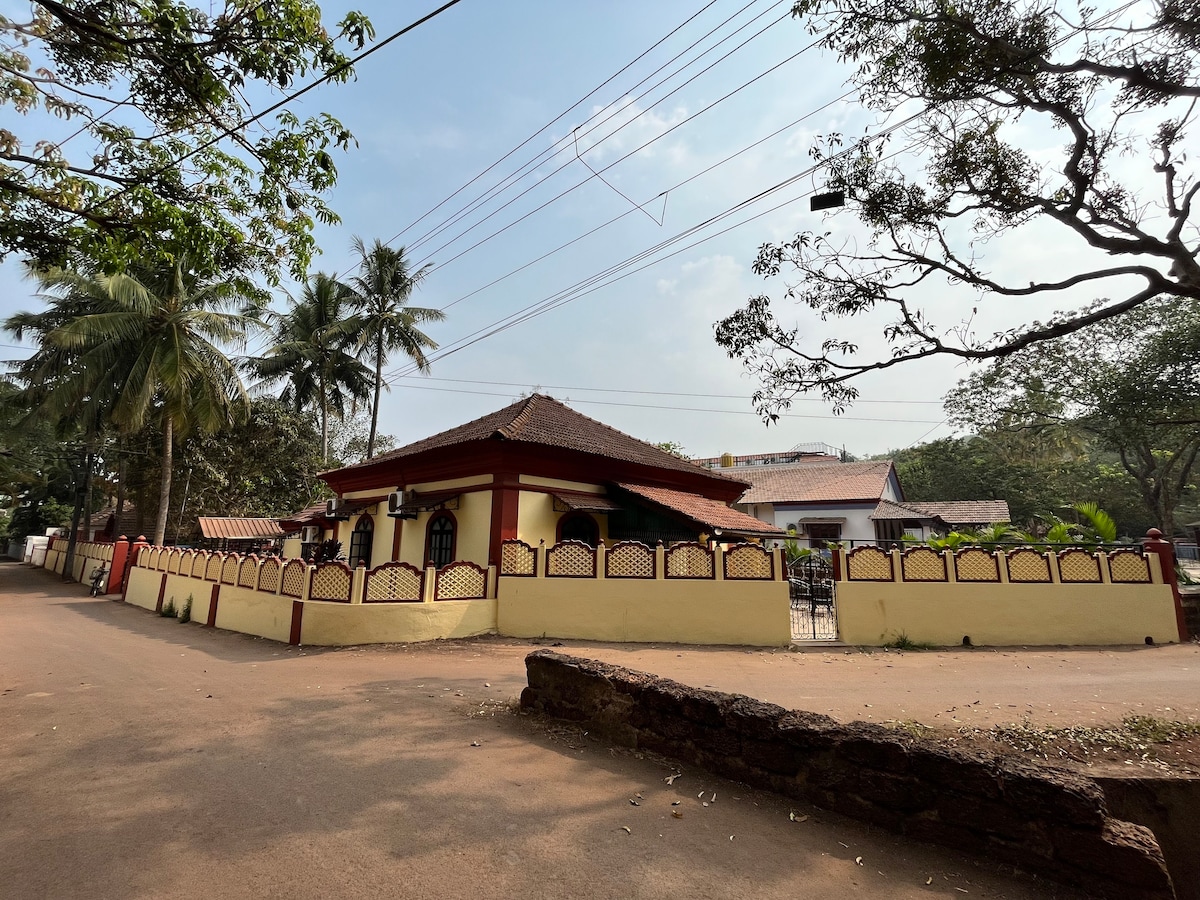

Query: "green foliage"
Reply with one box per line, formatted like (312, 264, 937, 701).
(250, 273, 372, 462)
(716, 0, 1200, 415)
(947, 298, 1200, 537)
(160, 598, 177, 618)
(346, 237, 444, 460)
(179, 596, 193, 624)
(653, 441, 690, 460)
(0, 1, 373, 282)
(881, 631, 936, 651)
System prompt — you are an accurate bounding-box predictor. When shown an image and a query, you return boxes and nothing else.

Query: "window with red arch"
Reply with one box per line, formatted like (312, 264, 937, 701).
(349, 514, 374, 569)
(426, 512, 457, 568)
(557, 512, 599, 547)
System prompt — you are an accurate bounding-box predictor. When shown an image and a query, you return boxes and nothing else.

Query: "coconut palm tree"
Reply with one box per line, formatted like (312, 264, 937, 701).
(346, 237, 443, 458)
(12, 259, 261, 545)
(251, 272, 372, 462)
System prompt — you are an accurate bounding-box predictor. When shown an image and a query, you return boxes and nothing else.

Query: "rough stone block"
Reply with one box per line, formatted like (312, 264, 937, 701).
(998, 761, 1107, 829)
(723, 696, 788, 740)
(1051, 820, 1174, 897)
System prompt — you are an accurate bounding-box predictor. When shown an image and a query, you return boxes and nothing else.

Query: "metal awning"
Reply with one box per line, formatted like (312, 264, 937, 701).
(552, 491, 623, 513)
(197, 517, 287, 540)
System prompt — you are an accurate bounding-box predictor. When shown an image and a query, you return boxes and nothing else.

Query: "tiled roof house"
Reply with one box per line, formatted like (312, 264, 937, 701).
(299, 394, 783, 570)
(721, 457, 1010, 546)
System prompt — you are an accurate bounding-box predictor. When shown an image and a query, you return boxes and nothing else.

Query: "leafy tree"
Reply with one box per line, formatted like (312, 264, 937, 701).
(7, 258, 261, 544)
(715, 0, 1200, 416)
(946, 297, 1200, 536)
(327, 411, 397, 467)
(346, 237, 442, 459)
(0, 377, 80, 540)
(250, 273, 372, 462)
(0, 1, 372, 281)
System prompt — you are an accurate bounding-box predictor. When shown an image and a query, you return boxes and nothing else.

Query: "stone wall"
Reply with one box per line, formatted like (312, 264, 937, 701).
(521, 650, 1176, 900)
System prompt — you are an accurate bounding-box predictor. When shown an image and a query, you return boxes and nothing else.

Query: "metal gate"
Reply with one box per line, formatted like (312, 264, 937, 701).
(789, 553, 838, 641)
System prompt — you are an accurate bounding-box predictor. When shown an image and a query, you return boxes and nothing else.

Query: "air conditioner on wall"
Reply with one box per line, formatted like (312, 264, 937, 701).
(301, 525, 320, 544)
(387, 490, 418, 520)
(325, 498, 351, 520)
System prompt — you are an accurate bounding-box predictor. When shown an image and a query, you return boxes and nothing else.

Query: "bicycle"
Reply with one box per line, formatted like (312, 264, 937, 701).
(89, 564, 108, 597)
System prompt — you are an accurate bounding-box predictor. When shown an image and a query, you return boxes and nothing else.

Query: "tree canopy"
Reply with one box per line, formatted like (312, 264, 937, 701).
(0, 1, 372, 281)
(946, 296, 1200, 536)
(715, 0, 1200, 416)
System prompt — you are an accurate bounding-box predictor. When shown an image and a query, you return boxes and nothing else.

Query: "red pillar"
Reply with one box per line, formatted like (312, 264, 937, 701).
(1143, 528, 1190, 642)
(120, 536, 149, 602)
(108, 536, 132, 598)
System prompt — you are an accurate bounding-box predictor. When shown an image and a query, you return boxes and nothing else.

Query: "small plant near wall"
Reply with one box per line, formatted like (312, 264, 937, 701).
(881, 631, 936, 651)
(179, 596, 193, 624)
(160, 598, 177, 618)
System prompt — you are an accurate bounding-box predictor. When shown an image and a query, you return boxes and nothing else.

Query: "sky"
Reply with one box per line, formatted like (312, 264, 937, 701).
(0, 0, 1166, 460)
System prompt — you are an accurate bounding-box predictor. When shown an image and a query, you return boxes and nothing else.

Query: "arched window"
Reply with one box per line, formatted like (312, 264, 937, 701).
(349, 515, 374, 569)
(426, 513, 456, 568)
(558, 512, 599, 547)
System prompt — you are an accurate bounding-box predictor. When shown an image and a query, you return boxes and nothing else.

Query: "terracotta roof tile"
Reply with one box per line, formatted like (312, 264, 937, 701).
(328, 394, 745, 484)
(735, 461, 896, 504)
(907, 500, 1011, 524)
(616, 483, 784, 536)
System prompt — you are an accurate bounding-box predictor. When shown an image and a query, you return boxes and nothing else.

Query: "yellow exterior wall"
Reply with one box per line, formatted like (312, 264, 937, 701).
(497, 577, 791, 646)
(517, 490, 610, 547)
(281, 537, 302, 558)
(394, 489, 493, 568)
(211, 585, 294, 643)
(125, 566, 162, 611)
(161, 574, 211, 621)
(836, 581, 1181, 646)
(300, 600, 496, 645)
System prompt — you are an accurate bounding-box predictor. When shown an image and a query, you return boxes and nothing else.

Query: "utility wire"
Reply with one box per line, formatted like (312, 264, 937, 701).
(372, 0, 734, 254)
(64, 0, 466, 226)
(393, 375, 945, 405)
(399, 1, 792, 264)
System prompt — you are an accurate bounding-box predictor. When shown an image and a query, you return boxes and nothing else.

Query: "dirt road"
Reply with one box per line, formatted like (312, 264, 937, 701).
(1, 561, 1170, 899)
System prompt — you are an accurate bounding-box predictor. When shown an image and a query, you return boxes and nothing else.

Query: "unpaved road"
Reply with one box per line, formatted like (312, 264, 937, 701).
(5, 561, 1185, 899)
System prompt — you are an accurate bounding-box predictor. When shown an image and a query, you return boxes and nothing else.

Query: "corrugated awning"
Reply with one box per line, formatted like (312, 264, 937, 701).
(198, 517, 287, 540)
(552, 491, 623, 513)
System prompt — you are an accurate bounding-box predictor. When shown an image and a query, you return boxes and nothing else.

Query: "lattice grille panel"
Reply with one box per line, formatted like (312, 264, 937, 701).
(606, 541, 655, 578)
(665, 543, 714, 579)
(902, 548, 946, 581)
(238, 557, 259, 587)
(500, 540, 535, 576)
(436, 562, 487, 599)
(205, 554, 223, 581)
(145, 548, 159, 569)
(191, 553, 208, 578)
(955, 548, 999, 582)
(138, 546, 151, 567)
(1057, 549, 1101, 583)
(846, 547, 892, 581)
(257, 558, 281, 592)
(280, 560, 307, 598)
(221, 555, 240, 584)
(1107, 550, 1151, 583)
(366, 563, 423, 602)
(310, 563, 352, 602)
(167, 551, 181, 574)
(546, 541, 596, 577)
(1006, 549, 1050, 582)
(157, 549, 169, 571)
(724, 544, 773, 580)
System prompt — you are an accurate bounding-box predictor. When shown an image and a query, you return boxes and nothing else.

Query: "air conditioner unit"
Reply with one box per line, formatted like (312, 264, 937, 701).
(325, 498, 351, 520)
(387, 490, 418, 520)
(301, 525, 320, 544)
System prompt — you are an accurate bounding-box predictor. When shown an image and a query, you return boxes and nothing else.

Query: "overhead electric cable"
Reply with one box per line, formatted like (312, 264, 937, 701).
(400, 1, 793, 261)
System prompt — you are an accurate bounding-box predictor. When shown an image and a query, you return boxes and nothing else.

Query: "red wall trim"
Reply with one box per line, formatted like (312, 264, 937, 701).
(206, 584, 220, 627)
(289, 601, 304, 645)
(154, 574, 167, 613)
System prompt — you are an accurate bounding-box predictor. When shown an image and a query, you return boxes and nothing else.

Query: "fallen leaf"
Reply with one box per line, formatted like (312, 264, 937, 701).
(664, 774, 681, 785)
(470, 741, 481, 747)
(620, 826, 631, 834)
(629, 799, 640, 806)
(855, 856, 864, 866)
(671, 810, 683, 819)
(926, 878, 933, 885)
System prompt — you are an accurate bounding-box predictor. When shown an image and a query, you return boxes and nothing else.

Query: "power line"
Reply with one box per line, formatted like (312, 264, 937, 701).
(371, 0, 735, 256)
(389, 380, 945, 424)
(395, 374, 945, 405)
(408, 17, 816, 273)
(65, 0, 467, 228)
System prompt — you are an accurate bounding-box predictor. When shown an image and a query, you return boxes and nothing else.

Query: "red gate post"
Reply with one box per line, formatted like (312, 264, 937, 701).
(120, 535, 149, 602)
(1143, 528, 1190, 642)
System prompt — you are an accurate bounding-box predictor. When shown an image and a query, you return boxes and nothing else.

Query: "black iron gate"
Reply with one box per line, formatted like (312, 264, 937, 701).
(789, 553, 838, 640)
